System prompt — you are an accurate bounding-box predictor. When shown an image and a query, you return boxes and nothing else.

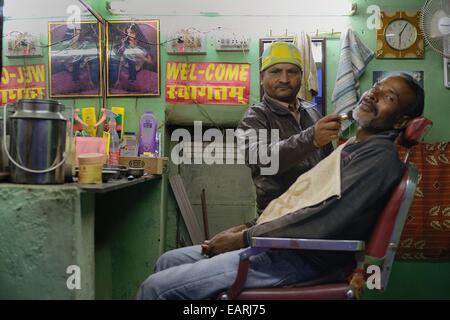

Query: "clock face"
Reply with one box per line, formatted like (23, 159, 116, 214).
(385, 19, 418, 50)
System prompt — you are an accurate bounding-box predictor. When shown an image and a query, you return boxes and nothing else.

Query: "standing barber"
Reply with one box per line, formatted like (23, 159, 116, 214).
(210, 42, 342, 242)
(237, 41, 341, 218)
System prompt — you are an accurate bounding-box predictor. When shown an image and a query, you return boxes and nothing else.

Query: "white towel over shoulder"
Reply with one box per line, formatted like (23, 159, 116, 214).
(256, 139, 353, 225)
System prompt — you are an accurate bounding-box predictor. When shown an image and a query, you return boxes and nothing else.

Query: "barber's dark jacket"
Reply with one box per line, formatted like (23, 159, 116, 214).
(237, 95, 333, 215)
(244, 130, 404, 270)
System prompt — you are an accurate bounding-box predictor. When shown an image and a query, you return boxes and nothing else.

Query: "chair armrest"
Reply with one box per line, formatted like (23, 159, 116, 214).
(250, 237, 365, 252)
(219, 237, 365, 300)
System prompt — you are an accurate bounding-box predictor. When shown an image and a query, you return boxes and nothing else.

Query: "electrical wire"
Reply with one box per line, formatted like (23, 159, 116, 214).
(103, 19, 180, 47)
(4, 23, 178, 51)
(7, 21, 262, 138)
(2, 30, 23, 38)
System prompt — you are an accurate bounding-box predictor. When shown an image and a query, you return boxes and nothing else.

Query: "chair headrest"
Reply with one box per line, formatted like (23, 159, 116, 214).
(397, 117, 433, 148)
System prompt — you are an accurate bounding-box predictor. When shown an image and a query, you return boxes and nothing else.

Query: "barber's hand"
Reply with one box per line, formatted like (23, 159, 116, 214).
(201, 231, 245, 257)
(313, 114, 342, 147)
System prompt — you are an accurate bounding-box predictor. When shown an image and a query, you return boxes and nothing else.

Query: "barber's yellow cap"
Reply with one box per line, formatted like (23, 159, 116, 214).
(261, 42, 303, 72)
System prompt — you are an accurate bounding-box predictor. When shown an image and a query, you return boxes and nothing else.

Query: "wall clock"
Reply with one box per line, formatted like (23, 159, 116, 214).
(376, 11, 424, 59)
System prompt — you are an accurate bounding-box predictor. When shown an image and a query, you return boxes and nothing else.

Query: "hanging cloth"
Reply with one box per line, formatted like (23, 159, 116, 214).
(296, 32, 319, 102)
(332, 28, 374, 130)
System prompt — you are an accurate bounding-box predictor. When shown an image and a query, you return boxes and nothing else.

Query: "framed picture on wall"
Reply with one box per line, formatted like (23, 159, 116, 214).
(259, 37, 326, 116)
(106, 20, 160, 97)
(373, 70, 424, 86)
(48, 21, 102, 97)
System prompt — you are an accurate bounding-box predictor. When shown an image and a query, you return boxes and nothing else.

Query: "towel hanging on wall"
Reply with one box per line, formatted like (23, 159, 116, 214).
(295, 32, 319, 102)
(332, 28, 374, 130)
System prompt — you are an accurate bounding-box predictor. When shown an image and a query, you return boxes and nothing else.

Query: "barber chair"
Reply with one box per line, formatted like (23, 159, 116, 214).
(219, 117, 433, 300)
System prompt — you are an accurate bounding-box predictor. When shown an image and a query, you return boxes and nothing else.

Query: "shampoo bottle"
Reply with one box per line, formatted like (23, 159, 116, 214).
(106, 111, 120, 166)
(138, 111, 157, 156)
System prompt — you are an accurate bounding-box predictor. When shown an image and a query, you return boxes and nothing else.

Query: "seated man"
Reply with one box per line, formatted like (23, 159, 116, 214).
(137, 73, 425, 300)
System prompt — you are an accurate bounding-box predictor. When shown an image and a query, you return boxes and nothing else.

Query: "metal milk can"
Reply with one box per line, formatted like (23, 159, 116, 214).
(7, 99, 67, 184)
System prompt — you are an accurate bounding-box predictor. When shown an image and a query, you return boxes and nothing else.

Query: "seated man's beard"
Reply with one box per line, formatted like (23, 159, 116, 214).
(354, 111, 399, 133)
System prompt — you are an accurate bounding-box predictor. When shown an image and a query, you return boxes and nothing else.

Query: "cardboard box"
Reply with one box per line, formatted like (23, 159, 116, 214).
(119, 156, 168, 175)
(119, 133, 138, 157)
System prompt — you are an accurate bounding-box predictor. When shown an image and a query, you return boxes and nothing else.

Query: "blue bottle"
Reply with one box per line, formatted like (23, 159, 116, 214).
(138, 111, 157, 156)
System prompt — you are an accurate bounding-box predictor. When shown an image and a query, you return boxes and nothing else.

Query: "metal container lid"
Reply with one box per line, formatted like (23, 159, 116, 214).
(10, 99, 66, 121)
(0, 106, 14, 120)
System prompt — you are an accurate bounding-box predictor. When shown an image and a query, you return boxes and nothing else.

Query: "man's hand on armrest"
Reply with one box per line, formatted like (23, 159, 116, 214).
(200, 223, 251, 256)
(201, 230, 246, 257)
(225, 224, 249, 234)
(205, 224, 248, 243)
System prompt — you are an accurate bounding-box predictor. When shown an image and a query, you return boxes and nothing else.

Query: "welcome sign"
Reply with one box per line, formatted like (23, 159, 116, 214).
(0, 64, 46, 104)
(166, 61, 250, 105)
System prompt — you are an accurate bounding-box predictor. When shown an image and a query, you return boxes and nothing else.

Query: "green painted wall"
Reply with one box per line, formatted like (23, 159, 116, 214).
(351, 0, 450, 299)
(2, 0, 450, 299)
(0, 185, 94, 299)
(0, 180, 162, 299)
(364, 261, 450, 299)
(4, 1, 449, 156)
(95, 179, 163, 299)
(74, 1, 261, 255)
(342, 0, 450, 142)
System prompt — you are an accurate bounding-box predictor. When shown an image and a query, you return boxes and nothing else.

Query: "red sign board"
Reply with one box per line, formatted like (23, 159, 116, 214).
(166, 62, 250, 105)
(0, 64, 47, 105)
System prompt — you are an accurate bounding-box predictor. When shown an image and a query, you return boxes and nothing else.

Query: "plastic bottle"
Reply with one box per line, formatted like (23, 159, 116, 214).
(138, 111, 157, 156)
(155, 132, 160, 157)
(108, 116, 120, 166)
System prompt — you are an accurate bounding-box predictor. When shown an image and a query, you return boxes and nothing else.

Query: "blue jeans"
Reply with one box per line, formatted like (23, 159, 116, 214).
(136, 245, 321, 300)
